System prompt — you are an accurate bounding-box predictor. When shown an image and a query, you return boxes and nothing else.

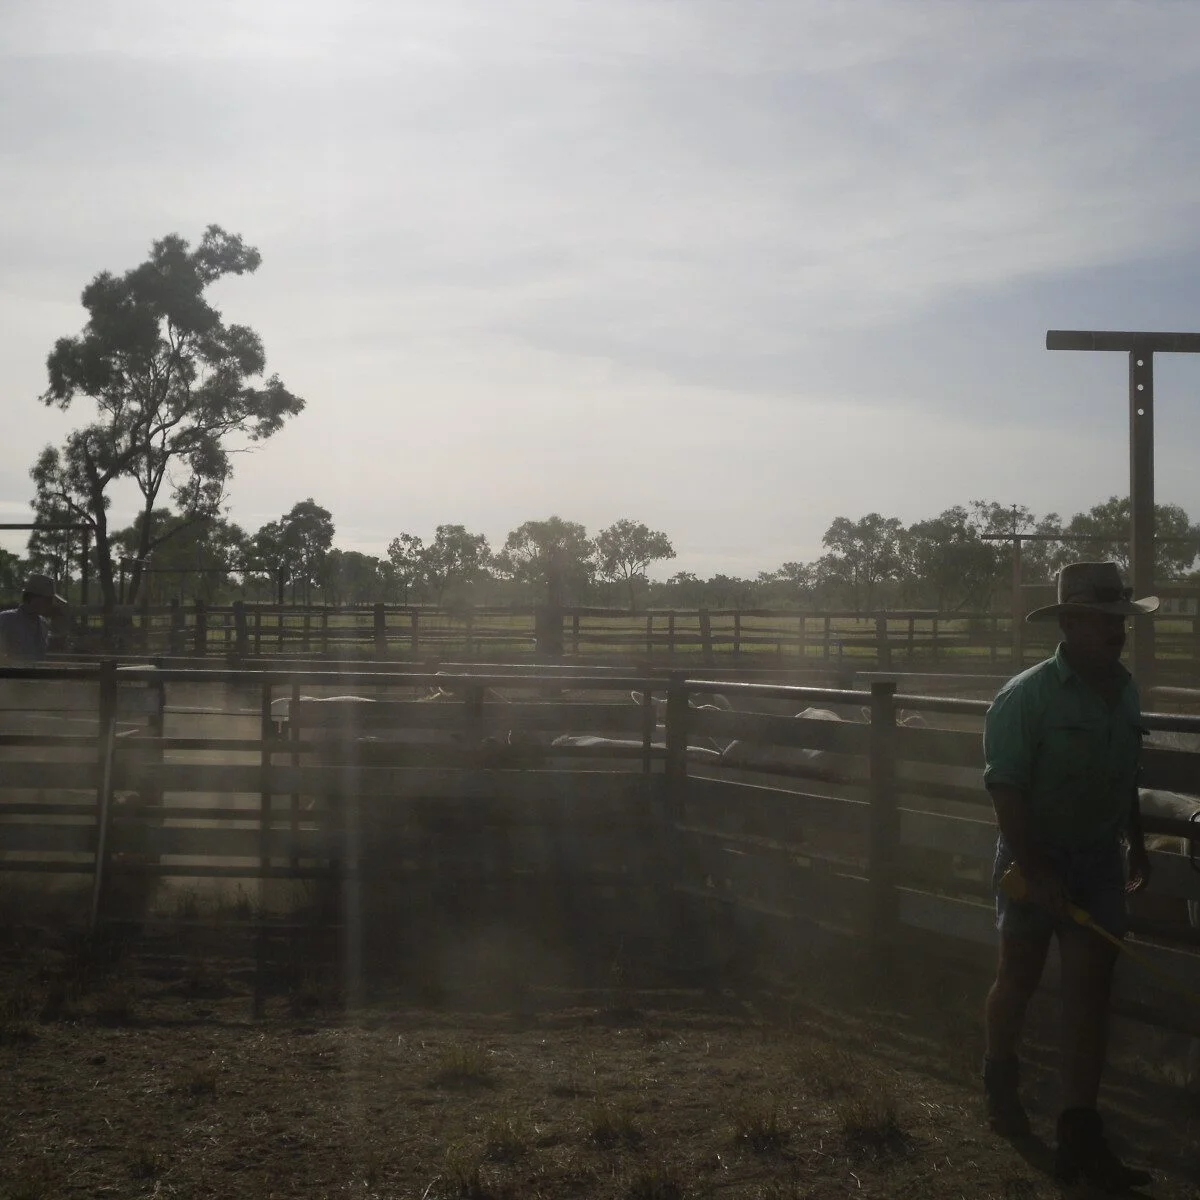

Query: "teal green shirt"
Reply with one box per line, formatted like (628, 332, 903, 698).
(982, 644, 1143, 848)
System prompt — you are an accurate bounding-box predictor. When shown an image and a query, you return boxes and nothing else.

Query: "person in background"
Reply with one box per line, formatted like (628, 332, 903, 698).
(0, 573, 69, 662)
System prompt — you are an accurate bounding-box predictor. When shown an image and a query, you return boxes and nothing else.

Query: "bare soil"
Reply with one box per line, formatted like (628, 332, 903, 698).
(1, 919, 1198, 1200)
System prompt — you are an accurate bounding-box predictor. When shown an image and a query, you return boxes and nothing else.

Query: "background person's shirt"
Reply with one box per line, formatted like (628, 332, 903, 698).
(0, 606, 49, 661)
(983, 644, 1143, 848)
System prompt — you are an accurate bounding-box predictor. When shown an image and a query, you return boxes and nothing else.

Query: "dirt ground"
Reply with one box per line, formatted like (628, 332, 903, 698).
(1, 912, 1199, 1200)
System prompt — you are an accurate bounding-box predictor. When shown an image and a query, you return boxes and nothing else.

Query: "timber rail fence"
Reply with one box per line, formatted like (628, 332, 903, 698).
(1, 663, 1198, 1044)
(44, 601, 1200, 684)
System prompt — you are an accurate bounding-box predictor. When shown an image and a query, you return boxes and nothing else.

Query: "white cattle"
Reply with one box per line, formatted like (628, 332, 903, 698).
(270, 694, 375, 727)
(548, 733, 723, 764)
(547, 692, 732, 763)
(718, 706, 926, 777)
(1137, 789, 1200, 928)
(1133, 788, 1200, 1090)
(275, 687, 548, 769)
(631, 691, 734, 755)
(419, 684, 511, 705)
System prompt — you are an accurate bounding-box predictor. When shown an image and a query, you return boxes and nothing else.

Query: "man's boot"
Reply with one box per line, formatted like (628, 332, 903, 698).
(982, 1054, 1030, 1136)
(1055, 1107, 1151, 1192)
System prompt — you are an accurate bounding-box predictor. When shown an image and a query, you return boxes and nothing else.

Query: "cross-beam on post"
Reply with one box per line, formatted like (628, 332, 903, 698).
(1047, 330, 1200, 687)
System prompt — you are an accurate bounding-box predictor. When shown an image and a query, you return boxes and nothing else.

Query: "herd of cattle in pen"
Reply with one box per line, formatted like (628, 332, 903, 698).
(272, 681, 1200, 926)
(0, 674, 1197, 939)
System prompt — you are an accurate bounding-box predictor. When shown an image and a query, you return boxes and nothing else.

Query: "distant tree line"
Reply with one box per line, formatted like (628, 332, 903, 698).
(12, 495, 1200, 613)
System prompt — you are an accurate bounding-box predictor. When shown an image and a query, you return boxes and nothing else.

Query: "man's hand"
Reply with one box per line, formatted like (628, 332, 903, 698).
(1126, 842, 1152, 895)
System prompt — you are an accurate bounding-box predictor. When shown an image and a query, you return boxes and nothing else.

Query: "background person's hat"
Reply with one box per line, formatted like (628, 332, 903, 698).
(21, 573, 68, 605)
(1026, 561, 1158, 622)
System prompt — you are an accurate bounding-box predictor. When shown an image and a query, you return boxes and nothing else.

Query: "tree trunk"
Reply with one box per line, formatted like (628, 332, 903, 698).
(91, 502, 117, 614)
(126, 509, 155, 608)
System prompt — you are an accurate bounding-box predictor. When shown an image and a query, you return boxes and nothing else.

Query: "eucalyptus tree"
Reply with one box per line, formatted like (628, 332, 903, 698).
(31, 225, 304, 610)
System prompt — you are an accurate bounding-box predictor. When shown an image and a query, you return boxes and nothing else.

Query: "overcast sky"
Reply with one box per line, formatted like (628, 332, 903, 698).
(4, 0, 1200, 578)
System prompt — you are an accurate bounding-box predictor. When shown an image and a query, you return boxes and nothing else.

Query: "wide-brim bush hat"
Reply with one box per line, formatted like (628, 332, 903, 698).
(22, 573, 68, 605)
(1026, 561, 1158, 622)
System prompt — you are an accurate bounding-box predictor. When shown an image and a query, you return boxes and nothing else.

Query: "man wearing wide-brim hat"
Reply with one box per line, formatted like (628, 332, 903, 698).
(980, 561, 1155, 1188)
(0, 573, 69, 662)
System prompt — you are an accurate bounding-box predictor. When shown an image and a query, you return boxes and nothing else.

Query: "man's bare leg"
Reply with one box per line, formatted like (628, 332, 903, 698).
(982, 931, 1050, 1135)
(985, 931, 1050, 1059)
(1054, 925, 1150, 1188)
(1057, 926, 1117, 1109)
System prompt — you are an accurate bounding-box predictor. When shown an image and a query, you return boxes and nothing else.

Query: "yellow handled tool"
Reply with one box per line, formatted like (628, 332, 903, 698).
(999, 864, 1198, 1004)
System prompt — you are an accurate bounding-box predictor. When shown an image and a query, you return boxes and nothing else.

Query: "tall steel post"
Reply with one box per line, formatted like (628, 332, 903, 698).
(1129, 347, 1155, 683)
(1011, 536, 1023, 669)
(1046, 330, 1200, 691)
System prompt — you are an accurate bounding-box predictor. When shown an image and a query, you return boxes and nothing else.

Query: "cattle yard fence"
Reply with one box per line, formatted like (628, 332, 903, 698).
(0, 663, 1197, 1045)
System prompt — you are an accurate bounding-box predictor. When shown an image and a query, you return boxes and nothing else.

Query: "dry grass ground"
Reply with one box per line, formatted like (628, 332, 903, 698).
(1, 919, 1198, 1200)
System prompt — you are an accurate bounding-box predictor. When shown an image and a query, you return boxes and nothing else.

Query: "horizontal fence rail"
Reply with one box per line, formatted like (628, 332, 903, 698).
(1, 663, 1198, 1047)
(37, 602, 1200, 687)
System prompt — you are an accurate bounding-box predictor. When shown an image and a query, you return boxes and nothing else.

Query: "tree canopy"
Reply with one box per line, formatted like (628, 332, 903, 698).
(111, 509, 246, 604)
(248, 500, 334, 605)
(421, 525, 492, 604)
(31, 225, 304, 609)
(496, 517, 595, 607)
(594, 519, 675, 608)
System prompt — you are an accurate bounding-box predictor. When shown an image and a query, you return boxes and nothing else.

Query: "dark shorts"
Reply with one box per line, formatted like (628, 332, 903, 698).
(992, 837, 1128, 940)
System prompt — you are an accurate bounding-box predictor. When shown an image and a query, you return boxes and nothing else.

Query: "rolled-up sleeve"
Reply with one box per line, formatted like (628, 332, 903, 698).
(983, 684, 1035, 793)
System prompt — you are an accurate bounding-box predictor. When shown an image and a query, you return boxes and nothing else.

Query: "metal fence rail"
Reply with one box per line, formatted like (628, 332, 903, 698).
(1, 664, 1197, 1041)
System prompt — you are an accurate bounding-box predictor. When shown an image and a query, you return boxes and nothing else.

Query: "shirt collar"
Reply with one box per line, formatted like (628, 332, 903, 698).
(1053, 642, 1131, 688)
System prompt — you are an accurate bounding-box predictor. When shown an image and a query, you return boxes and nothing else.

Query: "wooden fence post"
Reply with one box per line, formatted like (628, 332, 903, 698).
(140, 583, 153, 655)
(89, 660, 119, 932)
(663, 673, 690, 821)
(733, 611, 742, 660)
(868, 680, 898, 966)
(169, 599, 185, 656)
(192, 600, 208, 657)
(254, 610, 262, 658)
(645, 613, 654, 658)
(410, 610, 419, 658)
(125, 659, 168, 918)
(534, 605, 563, 658)
(464, 684, 485, 748)
(289, 680, 301, 872)
(699, 609, 712, 666)
(233, 601, 249, 662)
(638, 686, 655, 775)
(464, 607, 474, 658)
(797, 615, 806, 662)
(148, 660, 166, 806)
(374, 603, 387, 658)
(321, 607, 330, 656)
(254, 678, 273, 1019)
(572, 613, 580, 657)
(823, 615, 831, 661)
(875, 613, 891, 670)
